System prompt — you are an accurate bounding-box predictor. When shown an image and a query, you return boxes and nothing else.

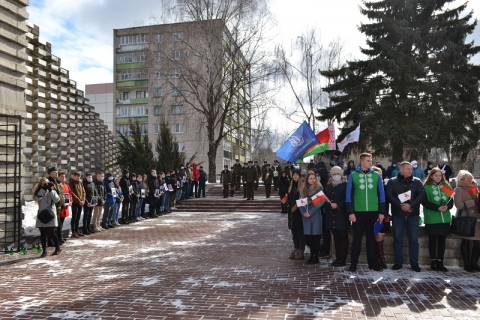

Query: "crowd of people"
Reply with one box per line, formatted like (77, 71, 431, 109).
(282, 153, 480, 272)
(33, 163, 207, 256)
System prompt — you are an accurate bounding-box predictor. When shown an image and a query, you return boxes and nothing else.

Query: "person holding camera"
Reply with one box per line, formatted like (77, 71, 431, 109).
(34, 178, 61, 257)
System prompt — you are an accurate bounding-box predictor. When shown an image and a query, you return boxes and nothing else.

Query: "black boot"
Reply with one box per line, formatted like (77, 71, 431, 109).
(436, 260, 448, 272)
(471, 246, 480, 271)
(307, 253, 319, 264)
(83, 226, 91, 235)
(461, 241, 473, 272)
(431, 260, 438, 271)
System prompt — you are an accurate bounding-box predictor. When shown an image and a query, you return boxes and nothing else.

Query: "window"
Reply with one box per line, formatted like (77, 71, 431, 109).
(172, 32, 184, 42)
(171, 123, 184, 134)
(116, 105, 148, 117)
(117, 35, 131, 45)
(140, 123, 148, 133)
(155, 33, 163, 43)
(117, 124, 130, 136)
(171, 86, 183, 97)
(172, 49, 184, 60)
(136, 91, 147, 98)
(154, 124, 161, 134)
(135, 70, 147, 79)
(170, 105, 184, 115)
(155, 51, 164, 61)
(117, 70, 133, 80)
(178, 142, 185, 152)
(171, 69, 182, 78)
(154, 70, 164, 79)
(153, 88, 163, 97)
(138, 34, 148, 43)
(154, 106, 163, 115)
(123, 92, 129, 100)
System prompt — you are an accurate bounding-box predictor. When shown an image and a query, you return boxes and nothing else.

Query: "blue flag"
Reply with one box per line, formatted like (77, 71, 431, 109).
(276, 121, 318, 163)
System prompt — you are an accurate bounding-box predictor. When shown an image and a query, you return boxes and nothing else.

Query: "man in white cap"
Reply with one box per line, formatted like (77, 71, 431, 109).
(410, 160, 425, 181)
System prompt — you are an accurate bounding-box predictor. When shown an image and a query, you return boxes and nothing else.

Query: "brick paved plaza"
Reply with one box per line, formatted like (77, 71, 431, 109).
(1, 207, 480, 319)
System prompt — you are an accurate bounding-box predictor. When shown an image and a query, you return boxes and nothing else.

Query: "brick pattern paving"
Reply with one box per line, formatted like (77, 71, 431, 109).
(1, 208, 480, 319)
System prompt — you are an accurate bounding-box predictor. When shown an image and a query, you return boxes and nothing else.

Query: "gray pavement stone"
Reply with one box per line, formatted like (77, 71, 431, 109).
(0, 210, 479, 319)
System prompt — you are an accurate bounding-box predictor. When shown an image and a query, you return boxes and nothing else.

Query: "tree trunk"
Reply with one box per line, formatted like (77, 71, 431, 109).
(392, 140, 404, 162)
(208, 149, 217, 183)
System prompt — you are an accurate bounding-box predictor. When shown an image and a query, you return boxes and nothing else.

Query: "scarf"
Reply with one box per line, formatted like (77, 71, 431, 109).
(457, 180, 478, 199)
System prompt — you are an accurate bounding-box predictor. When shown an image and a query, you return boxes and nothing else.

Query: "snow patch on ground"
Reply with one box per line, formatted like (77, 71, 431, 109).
(50, 311, 98, 319)
(141, 278, 159, 286)
(27, 259, 61, 267)
(66, 239, 120, 248)
(128, 226, 153, 230)
(237, 301, 258, 307)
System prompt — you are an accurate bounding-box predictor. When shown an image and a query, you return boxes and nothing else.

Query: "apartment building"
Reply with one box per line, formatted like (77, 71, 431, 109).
(85, 83, 115, 133)
(114, 20, 251, 174)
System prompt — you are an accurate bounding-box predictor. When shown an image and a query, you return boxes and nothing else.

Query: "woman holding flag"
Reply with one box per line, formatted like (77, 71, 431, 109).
(287, 169, 305, 260)
(422, 167, 454, 271)
(298, 171, 327, 264)
(279, 171, 290, 213)
(453, 170, 480, 272)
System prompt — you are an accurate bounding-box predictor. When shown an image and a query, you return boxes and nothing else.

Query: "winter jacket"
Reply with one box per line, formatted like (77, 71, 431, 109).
(220, 169, 231, 186)
(262, 168, 273, 185)
(412, 167, 425, 181)
(230, 171, 236, 186)
(299, 185, 324, 235)
(279, 175, 290, 197)
(199, 170, 207, 184)
(60, 181, 72, 218)
(192, 163, 200, 182)
(386, 160, 398, 178)
(324, 181, 349, 230)
(244, 166, 257, 183)
(287, 179, 301, 230)
(315, 161, 330, 188)
(385, 174, 425, 217)
(94, 178, 106, 205)
(346, 167, 386, 214)
(453, 186, 480, 240)
(48, 176, 65, 212)
(69, 178, 86, 204)
(104, 178, 116, 204)
(422, 181, 453, 224)
(437, 163, 453, 180)
(82, 178, 97, 206)
(35, 188, 60, 228)
(148, 174, 160, 196)
(120, 174, 131, 201)
(344, 166, 356, 177)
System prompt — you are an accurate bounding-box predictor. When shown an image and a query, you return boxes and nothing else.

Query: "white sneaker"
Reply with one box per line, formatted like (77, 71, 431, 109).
(98, 227, 104, 231)
(94, 227, 102, 232)
(135, 217, 140, 221)
(114, 222, 121, 226)
(171, 207, 176, 210)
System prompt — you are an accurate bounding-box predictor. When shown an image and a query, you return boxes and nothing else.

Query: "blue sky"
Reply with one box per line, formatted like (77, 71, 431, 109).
(28, 0, 480, 95)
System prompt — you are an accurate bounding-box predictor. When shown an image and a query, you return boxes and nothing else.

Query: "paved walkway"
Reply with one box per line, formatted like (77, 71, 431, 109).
(1, 210, 480, 319)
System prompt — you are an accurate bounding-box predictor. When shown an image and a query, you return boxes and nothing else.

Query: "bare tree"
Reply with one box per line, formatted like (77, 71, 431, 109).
(149, 0, 276, 182)
(274, 28, 344, 131)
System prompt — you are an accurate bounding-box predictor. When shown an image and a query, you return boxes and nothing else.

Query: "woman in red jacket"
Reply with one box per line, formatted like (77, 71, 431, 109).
(58, 171, 72, 244)
(192, 162, 200, 198)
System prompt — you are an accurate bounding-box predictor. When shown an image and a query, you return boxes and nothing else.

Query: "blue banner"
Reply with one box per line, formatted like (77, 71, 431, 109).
(276, 121, 318, 163)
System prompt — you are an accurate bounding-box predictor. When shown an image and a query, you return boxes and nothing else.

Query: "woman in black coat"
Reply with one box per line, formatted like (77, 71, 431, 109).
(287, 169, 305, 260)
(279, 171, 290, 214)
(324, 166, 350, 267)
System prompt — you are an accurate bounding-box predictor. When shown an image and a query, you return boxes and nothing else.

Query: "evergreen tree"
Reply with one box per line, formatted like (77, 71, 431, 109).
(155, 120, 187, 172)
(320, 0, 480, 160)
(116, 120, 156, 174)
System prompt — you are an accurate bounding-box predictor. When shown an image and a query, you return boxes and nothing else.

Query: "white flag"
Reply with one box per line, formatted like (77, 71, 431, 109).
(398, 190, 411, 203)
(296, 197, 309, 207)
(337, 124, 360, 152)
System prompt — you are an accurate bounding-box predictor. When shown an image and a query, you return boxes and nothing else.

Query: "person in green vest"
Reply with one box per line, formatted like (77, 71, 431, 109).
(346, 152, 386, 272)
(422, 167, 453, 272)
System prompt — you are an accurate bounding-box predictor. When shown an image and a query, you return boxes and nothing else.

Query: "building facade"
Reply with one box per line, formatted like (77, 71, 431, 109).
(85, 83, 115, 133)
(113, 20, 251, 176)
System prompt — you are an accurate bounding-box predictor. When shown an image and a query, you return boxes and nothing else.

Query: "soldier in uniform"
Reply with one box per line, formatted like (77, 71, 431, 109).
(220, 165, 230, 198)
(284, 161, 293, 179)
(254, 161, 261, 190)
(230, 166, 237, 197)
(233, 159, 242, 190)
(241, 162, 248, 198)
(307, 159, 316, 171)
(262, 164, 273, 198)
(245, 161, 257, 200)
(261, 160, 268, 172)
(272, 160, 283, 191)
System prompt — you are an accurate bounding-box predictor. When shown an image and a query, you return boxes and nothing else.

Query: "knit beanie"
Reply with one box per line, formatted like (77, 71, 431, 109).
(330, 166, 343, 175)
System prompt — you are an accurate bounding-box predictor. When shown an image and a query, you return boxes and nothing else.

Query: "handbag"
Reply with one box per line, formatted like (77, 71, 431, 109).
(451, 204, 476, 237)
(38, 197, 55, 224)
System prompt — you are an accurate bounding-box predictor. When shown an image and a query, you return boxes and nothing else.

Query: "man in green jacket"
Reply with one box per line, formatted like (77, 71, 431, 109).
(244, 161, 257, 200)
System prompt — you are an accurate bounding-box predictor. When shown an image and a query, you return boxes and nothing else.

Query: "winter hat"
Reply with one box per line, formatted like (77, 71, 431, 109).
(105, 172, 112, 179)
(392, 159, 398, 165)
(411, 160, 418, 166)
(47, 167, 58, 174)
(131, 172, 136, 177)
(301, 168, 308, 176)
(292, 169, 301, 177)
(123, 169, 130, 175)
(330, 166, 343, 175)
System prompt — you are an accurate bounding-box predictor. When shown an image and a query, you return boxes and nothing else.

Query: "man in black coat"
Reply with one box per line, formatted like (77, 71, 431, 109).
(386, 161, 425, 272)
(198, 166, 207, 197)
(436, 159, 453, 181)
(148, 169, 160, 218)
(120, 169, 131, 223)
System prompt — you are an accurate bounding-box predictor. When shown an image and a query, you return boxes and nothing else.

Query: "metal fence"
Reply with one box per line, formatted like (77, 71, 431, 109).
(0, 115, 22, 251)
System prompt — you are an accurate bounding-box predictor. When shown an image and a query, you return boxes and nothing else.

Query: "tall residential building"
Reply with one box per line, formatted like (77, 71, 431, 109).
(85, 83, 115, 132)
(114, 20, 251, 174)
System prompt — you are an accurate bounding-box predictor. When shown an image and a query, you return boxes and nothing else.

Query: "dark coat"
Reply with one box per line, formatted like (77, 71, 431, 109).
(386, 174, 425, 217)
(199, 170, 207, 184)
(120, 175, 131, 201)
(82, 178, 97, 205)
(279, 176, 290, 197)
(220, 169, 230, 186)
(148, 175, 160, 196)
(94, 178, 106, 205)
(244, 166, 257, 183)
(262, 168, 273, 185)
(324, 181, 350, 230)
(315, 161, 330, 188)
(287, 180, 301, 230)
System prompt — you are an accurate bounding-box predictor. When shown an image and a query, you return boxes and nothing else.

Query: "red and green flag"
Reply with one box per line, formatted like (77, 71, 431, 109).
(467, 187, 478, 198)
(440, 185, 454, 197)
(311, 190, 329, 209)
(296, 124, 336, 163)
(291, 203, 298, 211)
(280, 194, 288, 204)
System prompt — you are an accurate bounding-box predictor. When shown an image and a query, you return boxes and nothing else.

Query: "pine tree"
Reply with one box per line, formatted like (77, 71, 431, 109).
(320, 0, 480, 160)
(155, 120, 187, 172)
(116, 120, 156, 174)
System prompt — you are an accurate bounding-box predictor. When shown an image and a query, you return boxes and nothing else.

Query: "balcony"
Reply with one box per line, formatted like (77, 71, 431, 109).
(117, 98, 148, 105)
(116, 62, 147, 70)
(116, 79, 148, 88)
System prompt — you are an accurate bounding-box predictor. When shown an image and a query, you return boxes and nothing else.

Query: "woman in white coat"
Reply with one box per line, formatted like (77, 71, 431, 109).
(34, 178, 61, 257)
